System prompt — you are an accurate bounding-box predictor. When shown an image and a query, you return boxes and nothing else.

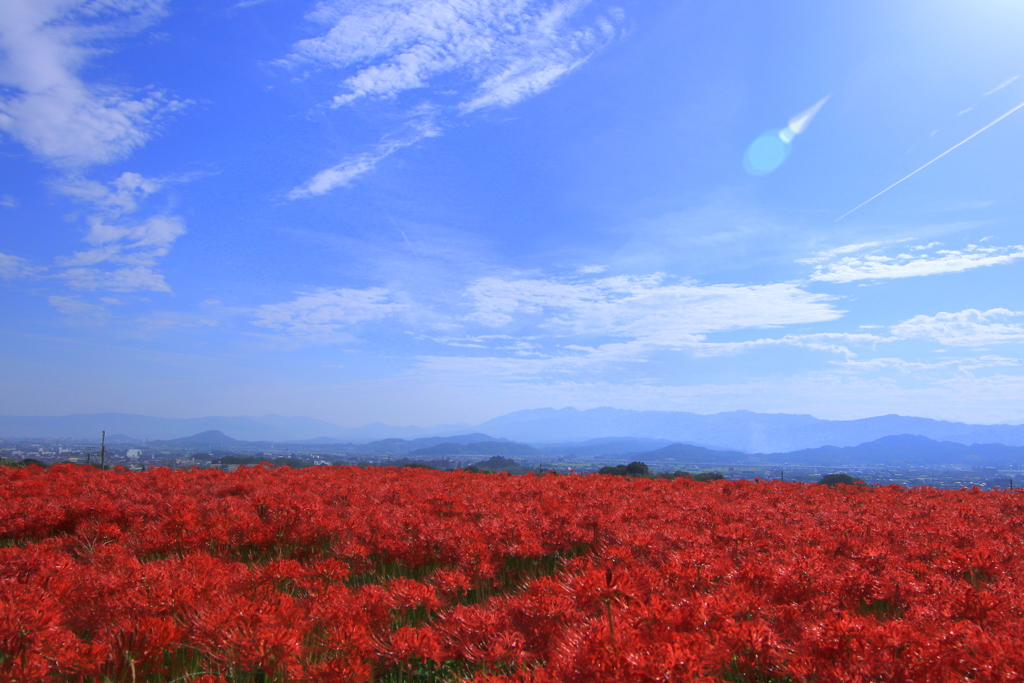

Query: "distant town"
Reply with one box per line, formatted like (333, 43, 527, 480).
(3, 430, 1020, 490)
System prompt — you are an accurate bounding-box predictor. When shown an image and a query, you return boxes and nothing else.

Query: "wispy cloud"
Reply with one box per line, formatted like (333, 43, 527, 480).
(415, 352, 597, 379)
(891, 308, 1024, 347)
(287, 120, 439, 198)
(55, 171, 162, 215)
(440, 276, 1024, 387)
(0, 0, 186, 166)
(415, 332, 878, 381)
(460, 273, 846, 369)
(286, 0, 619, 109)
(136, 311, 219, 332)
(0, 195, 17, 208)
(985, 75, 1020, 97)
(0, 252, 35, 280)
(47, 294, 108, 323)
(838, 355, 1019, 373)
(692, 332, 887, 358)
(254, 287, 410, 341)
(284, 0, 622, 196)
(0, 170, 187, 305)
(415, 330, 889, 383)
(802, 241, 1024, 283)
(798, 241, 888, 265)
(466, 273, 842, 335)
(232, 0, 275, 8)
(250, 270, 845, 360)
(54, 172, 187, 293)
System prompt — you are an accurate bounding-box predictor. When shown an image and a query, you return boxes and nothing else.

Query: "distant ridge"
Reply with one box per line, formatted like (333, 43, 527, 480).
(3, 408, 1024, 453)
(537, 437, 675, 458)
(410, 441, 540, 457)
(141, 432, 516, 455)
(163, 430, 244, 447)
(769, 434, 1024, 467)
(641, 442, 756, 464)
(361, 433, 508, 454)
(628, 434, 1024, 468)
(476, 408, 1024, 453)
(0, 413, 471, 442)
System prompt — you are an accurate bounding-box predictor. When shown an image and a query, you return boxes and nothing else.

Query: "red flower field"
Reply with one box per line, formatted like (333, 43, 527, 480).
(2, 464, 1023, 682)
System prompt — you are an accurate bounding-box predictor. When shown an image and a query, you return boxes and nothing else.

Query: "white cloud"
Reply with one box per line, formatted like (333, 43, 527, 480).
(251, 272, 844, 354)
(466, 273, 843, 339)
(55, 171, 161, 215)
(429, 273, 849, 372)
(416, 352, 595, 379)
(797, 241, 885, 265)
(985, 75, 1019, 97)
(837, 355, 1018, 373)
(0, 252, 34, 279)
(0, 0, 185, 166)
(136, 311, 219, 331)
(891, 308, 1024, 347)
(284, 0, 621, 195)
(692, 332, 886, 358)
(415, 330, 887, 382)
(47, 294, 107, 322)
(58, 262, 174, 292)
(287, 121, 439, 198)
(286, 0, 618, 110)
(803, 241, 1024, 283)
(0, 195, 17, 208)
(254, 287, 409, 340)
(52, 171, 186, 292)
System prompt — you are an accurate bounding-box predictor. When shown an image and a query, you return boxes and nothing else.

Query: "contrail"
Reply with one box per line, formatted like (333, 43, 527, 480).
(835, 99, 1024, 222)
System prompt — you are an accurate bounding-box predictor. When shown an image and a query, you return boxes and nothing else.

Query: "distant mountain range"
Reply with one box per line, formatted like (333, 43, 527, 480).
(628, 435, 1024, 468)
(409, 441, 541, 458)
(535, 437, 676, 458)
(139, 430, 1024, 468)
(475, 408, 1024, 453)
(4, 407, 1024, 454)
(153, 431, 513, 456)
(0, 413, 472, 443)
(765, 434, 1024, 468)
(164, 430, 243, 447)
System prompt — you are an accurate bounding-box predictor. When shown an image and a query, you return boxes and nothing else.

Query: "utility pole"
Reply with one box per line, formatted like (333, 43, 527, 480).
(85, 446, 93, 466)
(100, 430, 106, 471)
(781, 469, 785, 483)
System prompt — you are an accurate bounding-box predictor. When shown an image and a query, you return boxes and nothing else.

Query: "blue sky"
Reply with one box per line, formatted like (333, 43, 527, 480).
(3, 0, 1024, 426)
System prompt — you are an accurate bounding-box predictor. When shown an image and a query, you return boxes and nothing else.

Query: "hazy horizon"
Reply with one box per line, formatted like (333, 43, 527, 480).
(5, 405, 1024, 431)
(4, 0, 1024, 426)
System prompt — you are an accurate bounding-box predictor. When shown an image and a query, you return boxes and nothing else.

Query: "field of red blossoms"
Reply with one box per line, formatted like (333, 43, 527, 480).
(3, 464, 1024, 683)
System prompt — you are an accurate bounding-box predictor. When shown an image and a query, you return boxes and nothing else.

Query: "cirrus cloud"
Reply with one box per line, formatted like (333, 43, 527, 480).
(254, 287, 410, 341)
(284, 0, 622, 197)
(466, 273, 843, 339)
(891, 308, 1024, 347)
(801, 241, 1024, 283)
(0, 0, 186, 167)
(285, 0, 620, 110)
(51, 172, 186, 293)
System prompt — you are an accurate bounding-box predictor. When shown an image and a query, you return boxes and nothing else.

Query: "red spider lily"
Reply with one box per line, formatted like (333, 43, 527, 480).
(3, 465, 1024, 681)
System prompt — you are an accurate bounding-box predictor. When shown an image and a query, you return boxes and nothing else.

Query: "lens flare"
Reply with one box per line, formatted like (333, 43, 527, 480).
(744, 95, 830, 175)
(743, 132, 790, 175)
